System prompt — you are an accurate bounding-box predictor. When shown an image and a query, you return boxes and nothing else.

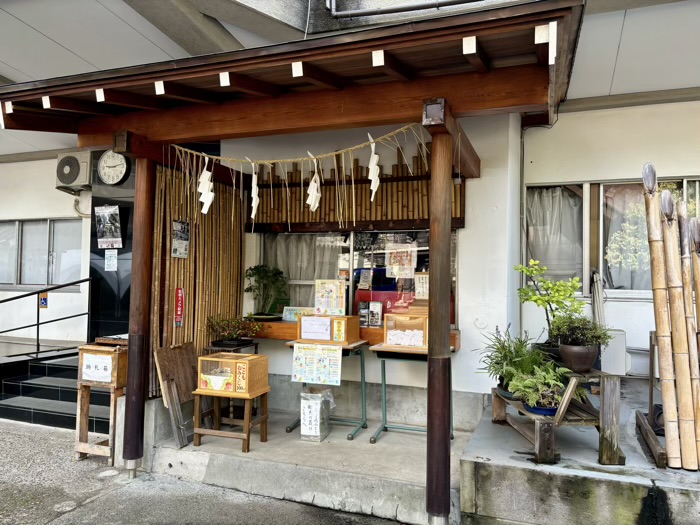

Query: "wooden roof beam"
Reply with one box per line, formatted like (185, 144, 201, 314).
(1, 107, 78, 134)
(96, 88, 171, 111)
(41, 95, 116, 116)
(422, 98, 480, 179)
(462, 36, 490, 73)
(77, 65, 548, 146)
(154, 80, 221, 104)
(372, 50, 416, 81)
(291, 61, 346, 90)
(218, 72, 283, 97)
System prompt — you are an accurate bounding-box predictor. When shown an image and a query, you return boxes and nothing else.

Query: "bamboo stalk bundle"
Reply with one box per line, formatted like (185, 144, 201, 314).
(678, 203, 700, 459)
(660, 189, 698, 470)
(643, 164, 682, 469)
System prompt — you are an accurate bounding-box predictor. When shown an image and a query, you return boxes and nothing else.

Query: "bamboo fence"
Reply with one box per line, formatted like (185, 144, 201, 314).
(148, 163, 244, 397)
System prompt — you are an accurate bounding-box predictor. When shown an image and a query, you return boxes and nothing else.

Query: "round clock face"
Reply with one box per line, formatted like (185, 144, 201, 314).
(97, 150, 129, 185)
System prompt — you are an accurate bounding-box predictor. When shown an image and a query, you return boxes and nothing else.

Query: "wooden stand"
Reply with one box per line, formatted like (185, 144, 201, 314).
(74, 344, 128, 466)
(193, 387, 270, 452)
(492, 370, 625, 465)
(635, 331, 668, 468)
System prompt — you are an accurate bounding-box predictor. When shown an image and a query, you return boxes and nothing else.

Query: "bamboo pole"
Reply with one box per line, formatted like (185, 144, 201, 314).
(678, 202, 700, 460)
(661, 189, 698, 470)
(643, 164, 682, 469)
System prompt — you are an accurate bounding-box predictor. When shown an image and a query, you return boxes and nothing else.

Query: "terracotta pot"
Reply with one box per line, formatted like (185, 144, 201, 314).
(559, 344, 599, 373)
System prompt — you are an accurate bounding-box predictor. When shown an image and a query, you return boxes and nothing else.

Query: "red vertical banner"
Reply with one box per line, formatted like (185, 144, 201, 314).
(175, 288, 184, 327)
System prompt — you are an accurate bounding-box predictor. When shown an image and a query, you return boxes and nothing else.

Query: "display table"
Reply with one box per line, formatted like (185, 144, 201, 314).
(492, 369, 625, 465)
(285, 339, 368, 440)
(192, 386, 270, 452)
(369, 344, 454, 444)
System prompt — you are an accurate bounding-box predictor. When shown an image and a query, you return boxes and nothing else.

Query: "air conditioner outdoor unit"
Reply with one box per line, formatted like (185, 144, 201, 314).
(56, 151, 92, 194)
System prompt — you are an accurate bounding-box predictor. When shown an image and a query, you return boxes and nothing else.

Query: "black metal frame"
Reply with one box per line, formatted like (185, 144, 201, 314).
(0, 277, 91, 355)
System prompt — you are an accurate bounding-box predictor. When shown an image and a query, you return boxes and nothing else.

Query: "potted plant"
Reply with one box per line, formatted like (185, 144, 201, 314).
(507, 362, 584, 416)
(549, 312, 612, 373)
(514, 259, 584, 357)
(478, 326, 547, 399)
(207, 315, 265, 348)
(244, 264, 289, 321)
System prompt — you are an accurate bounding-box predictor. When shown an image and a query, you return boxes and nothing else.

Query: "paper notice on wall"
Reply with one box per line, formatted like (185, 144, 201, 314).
(385, 242, 417, 279)
(292, 343, 342, 386)
(81, 354, 112, 383)
(171, 221, 190, 258)
(105, 249, 118, 272)
(95, 205, 123, 249)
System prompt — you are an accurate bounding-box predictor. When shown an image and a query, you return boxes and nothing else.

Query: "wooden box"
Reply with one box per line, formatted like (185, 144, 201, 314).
(197, 353, 268, 395)
(383, 314, 429, 350)
(296, 315, 361, 346)
(78, 344, 128, 388)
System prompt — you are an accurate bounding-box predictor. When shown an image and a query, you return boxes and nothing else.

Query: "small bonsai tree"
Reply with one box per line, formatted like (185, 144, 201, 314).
(207, 315, 264, 341)
(514, 259, 583, 339)
(244, 264, 288, 314)
(550, 312, 611, 347)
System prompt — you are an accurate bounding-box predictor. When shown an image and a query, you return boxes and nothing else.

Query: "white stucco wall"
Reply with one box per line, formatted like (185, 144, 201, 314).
(0, 159, 91, 342)
(522, 101, 700, 351)
(222, 115, 522, 393)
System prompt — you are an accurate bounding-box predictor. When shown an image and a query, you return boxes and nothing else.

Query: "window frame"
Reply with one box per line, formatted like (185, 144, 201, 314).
(0, 217, 83, 293)
(524, 176, 700, 301)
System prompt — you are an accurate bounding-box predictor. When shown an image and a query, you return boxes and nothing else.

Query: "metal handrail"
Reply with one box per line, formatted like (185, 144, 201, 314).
(0, 277, 91, 355)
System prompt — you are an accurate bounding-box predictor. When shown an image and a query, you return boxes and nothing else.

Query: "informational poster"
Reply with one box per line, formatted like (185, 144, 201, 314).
(282, 306, 314, 322)
(369, 302, 383, 326)
(385, 242, 417, 279)
(105, 249, 118, 272)
(81, 354, 112, 383)
(171, 221, 190, 258)
(300, 316, 331, 340)
(175, 288, 184, 327)
(95, 205, 123, 249)
(358, 269, 372, 290)
(314, 279, 346, 315)
(292, 343, 342, 386)
(415, 272, 429, 300)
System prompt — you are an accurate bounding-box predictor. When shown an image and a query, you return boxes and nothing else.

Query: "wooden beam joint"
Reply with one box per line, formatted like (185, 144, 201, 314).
(422, 98, 480, 179)
(291, 61, 347, 90)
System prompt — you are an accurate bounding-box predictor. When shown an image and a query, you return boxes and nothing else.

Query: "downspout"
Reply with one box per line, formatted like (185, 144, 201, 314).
(329, 0, 484, 18)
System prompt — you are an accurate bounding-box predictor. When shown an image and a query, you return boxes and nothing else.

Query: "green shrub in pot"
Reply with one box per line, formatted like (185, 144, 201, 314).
(507, 362, 586, 411)
(549, 312, 612, 372)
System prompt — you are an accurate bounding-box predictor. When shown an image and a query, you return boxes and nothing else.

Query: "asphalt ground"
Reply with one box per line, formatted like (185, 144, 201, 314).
(0, 419, 401, 525)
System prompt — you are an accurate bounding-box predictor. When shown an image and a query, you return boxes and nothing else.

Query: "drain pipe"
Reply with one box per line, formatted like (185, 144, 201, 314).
(329, 0, 483, 18)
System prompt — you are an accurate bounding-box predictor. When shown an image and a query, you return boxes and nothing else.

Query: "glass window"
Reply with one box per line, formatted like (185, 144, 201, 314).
(525, 186, 583, 281)
(20, 221, 48, 285)
(51, 220, 82, 284)
(602, 181, 682, 290)
(0, 222, 17, 284)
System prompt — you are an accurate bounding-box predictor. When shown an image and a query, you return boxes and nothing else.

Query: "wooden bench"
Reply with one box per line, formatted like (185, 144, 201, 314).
(193, 387, 270, 453)
(492, 371, 625, 465)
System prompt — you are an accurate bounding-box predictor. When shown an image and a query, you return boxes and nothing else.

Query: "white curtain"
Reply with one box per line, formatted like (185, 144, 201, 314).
(264, 234, 343, 307)
(603, 184, 651, 290)
(526, 187, 583, 281)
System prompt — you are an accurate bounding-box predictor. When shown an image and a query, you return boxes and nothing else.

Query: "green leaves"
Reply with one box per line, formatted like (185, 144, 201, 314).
(550, 312, 612, 347)
(478, 326, 547, 387)
(507, 363, 574, 408)
(514, 259, 583, 335)
(244, 264, 289, 314)
(207, 315, 264, 340)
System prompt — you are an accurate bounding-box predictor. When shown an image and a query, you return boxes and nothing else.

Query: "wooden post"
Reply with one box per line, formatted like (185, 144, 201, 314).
(599, 375, 622, 465)
(423, 98, 455, 525)
(123, 157, 156, 473)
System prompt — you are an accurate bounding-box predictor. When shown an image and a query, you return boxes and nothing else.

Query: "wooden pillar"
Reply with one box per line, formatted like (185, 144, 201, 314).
(123, 157, 156, 470)
(423, 99, 454, 524)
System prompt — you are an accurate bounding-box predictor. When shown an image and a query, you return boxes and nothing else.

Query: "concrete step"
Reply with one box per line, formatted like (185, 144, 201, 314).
(0, 394, 109, 433)
(2, 375, 110, 406)
(29, 355, 79, 380)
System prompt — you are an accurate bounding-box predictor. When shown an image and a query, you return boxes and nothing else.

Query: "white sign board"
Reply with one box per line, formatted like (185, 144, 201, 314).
(81, 354, 112, 383)
(301, 398, 321, 436)
(300, 316, 332, 341)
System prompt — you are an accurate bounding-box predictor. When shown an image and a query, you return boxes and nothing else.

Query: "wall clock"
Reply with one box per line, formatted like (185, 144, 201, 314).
(97, 150, 129, 185)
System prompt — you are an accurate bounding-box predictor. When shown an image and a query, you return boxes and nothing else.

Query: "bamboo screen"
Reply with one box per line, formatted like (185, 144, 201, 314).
(246, 154, 465, 232)
(149, 165, 244, 397)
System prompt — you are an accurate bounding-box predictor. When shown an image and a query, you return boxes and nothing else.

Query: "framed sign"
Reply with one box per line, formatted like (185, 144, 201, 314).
(300, 316, 332, 340)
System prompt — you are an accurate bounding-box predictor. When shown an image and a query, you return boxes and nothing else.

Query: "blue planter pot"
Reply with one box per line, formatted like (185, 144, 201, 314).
(523, 403, 558, 417)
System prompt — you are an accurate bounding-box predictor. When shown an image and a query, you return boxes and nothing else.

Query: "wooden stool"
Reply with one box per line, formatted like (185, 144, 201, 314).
(75, 383, 124, 466)
(193, 387, 270, 452)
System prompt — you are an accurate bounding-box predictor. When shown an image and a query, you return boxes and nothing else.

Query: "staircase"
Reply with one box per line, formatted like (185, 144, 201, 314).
(0, 354, 110, 433)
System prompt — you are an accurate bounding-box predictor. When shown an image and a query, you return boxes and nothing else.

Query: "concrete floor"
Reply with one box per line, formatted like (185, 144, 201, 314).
(0, 418, 399, 525)
(149, 411, 472, 524)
